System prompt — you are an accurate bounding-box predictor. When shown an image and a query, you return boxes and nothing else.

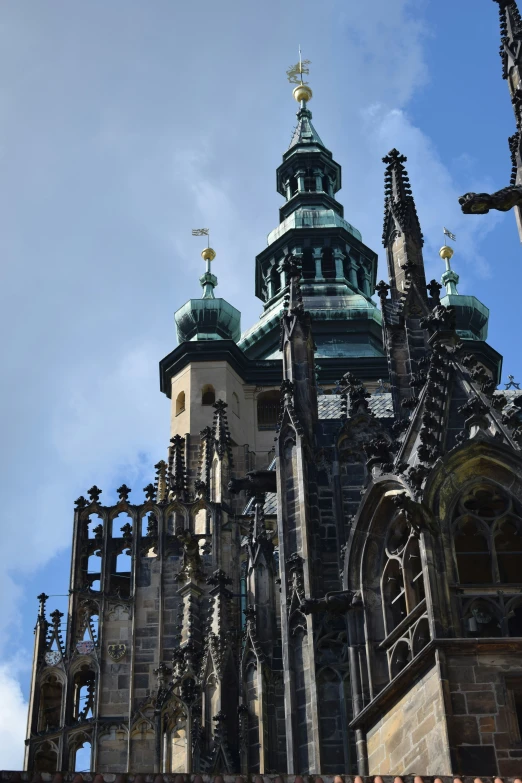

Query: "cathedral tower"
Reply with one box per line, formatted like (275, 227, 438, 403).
(20, 54, 522, 781)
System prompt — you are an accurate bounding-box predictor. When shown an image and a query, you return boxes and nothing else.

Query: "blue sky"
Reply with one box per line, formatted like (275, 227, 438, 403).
(1, 0, 521, 768)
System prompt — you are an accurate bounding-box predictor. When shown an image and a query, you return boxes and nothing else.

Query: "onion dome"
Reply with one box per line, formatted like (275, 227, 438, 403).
(439, 245, 489, 341)
(175, 248, 241, 343)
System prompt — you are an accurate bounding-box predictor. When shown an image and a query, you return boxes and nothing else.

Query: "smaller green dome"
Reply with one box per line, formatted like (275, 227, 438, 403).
(175, 298, 241, 343)
(174, 250, 241, 343)
(439, 251, 489, 341)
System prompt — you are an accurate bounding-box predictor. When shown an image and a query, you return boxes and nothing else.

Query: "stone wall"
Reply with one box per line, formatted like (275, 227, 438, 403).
(445, 650, 522, 778)
(366, 664, 451, 775)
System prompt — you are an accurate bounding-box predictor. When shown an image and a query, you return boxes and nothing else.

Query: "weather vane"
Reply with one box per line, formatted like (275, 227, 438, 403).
(192, 227, 210, 248)
(286, 46, 311, 85)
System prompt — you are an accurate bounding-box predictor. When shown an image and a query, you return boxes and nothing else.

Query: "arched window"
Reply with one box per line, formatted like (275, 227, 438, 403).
(72, 737, 92, 772)
(34, 741, 58, 773)
(232, 392, 240, 418)
(257, 390, 280, 431)
(38, 676, 63, 732)
(175, 391, 185, 416)
(202, 384, 215, 406)
(73, 666, 96, 722)
(453, 483, 522, 585)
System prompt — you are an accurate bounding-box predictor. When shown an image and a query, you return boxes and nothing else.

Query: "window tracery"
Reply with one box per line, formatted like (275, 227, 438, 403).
(380, 503, 429, 681)
(453, 483, 522, 585)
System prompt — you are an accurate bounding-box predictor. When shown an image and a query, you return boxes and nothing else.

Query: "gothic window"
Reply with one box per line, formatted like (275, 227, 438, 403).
(453, 483, 522, 585)
(72, 665, 96, 722)
(38, 675, 63, 732)
(176, 391, 185, 416)
(87, 513, 103, 540)
(71, 736, 92, 772)
(34, 741, 58, 773)
(257, 390, 280, 430)
(232, 392, 240, 417)
(202, 384, 215, 405)
(87, 553, 101, 577)
(380, 502, 430, 681)
(322, 175, 330, 193)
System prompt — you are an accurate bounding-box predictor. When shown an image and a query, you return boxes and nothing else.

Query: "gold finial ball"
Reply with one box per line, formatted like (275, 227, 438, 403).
(439, 245, 454, 261)
(293, 83, 313, 103)
(201, 247, 216, 262)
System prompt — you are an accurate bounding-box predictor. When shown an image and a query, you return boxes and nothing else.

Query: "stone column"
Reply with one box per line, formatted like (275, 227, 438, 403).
(296, 169, 306, 192)
(313, 169, 322, 191)
(313, 247, 324, 281)
(284, 179, 292, 200)
(333, 247, 345, 281)
(348, 257, 359, 290)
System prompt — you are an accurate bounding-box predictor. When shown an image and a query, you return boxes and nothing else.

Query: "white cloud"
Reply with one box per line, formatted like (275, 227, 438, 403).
(0, 665, 28, 770)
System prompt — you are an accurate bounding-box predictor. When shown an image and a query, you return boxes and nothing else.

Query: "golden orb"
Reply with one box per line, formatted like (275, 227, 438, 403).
(293, 83, 313, 103)
(439, 245, 454, 261)
(201, 247, 216, 262)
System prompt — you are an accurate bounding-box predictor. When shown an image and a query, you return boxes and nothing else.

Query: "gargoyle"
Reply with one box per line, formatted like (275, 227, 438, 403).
(300, 589, 362, 615)
(228, 469, 277, 495)
(459, 186, 522, 215)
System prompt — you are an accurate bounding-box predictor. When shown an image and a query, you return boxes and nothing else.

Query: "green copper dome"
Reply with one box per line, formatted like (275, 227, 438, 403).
(439, 247, 489, 341)
(175, 250, 241, 344)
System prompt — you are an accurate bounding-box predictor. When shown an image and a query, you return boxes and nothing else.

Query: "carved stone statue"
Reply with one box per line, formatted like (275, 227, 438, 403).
(227, 469, 277, 495)
(300, 589, 362, 615)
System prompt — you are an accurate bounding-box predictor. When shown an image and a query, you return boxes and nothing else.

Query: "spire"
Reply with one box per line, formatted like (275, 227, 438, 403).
(494, 0, 522, 82)
(382, 149, 423, 247)
(288, 105, 325, 150)
(167, 435, 186, 498)
(174, 247, 241, 343)
(382, 149, 427, 302)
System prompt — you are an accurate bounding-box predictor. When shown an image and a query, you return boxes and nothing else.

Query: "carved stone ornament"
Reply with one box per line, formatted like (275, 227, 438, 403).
(108, 642, 127, 661)
(76, 640, 95, 655)
(44, 650, 61, 666)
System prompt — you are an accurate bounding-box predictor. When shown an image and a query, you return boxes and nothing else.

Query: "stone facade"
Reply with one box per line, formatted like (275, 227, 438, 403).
(366, 664, 451, 775)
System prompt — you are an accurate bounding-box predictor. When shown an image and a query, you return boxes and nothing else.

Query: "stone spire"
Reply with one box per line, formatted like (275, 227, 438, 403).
(382, 148, 427, 301)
